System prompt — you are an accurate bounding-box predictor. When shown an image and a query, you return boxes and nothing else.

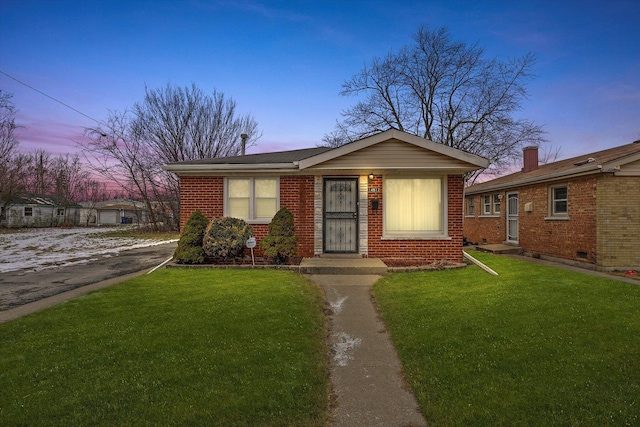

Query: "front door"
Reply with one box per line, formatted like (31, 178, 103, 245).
(506, 192, 519, 243)
(323, 178, 358, 253)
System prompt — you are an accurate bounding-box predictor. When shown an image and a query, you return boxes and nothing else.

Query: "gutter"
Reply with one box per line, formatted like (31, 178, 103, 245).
(162, 163, 298, 173)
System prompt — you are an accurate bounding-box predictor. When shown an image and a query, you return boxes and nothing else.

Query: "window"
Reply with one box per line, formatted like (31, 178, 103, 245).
(24, 207, 33, 217)
(493, 194, 501, 214)
(226, 177, 278, 221)
(480, 193, 501, 216)
(384, 177, 443, 237)
(466, 196, 475, 216)
(549, 185, 568, 217)
(56, 208, 65, 216)
(482, 195, 492, 215)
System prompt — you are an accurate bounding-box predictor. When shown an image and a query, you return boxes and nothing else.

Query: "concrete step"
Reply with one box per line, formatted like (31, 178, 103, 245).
(475, 244, 523, 255)
(299, 257, 388, 275)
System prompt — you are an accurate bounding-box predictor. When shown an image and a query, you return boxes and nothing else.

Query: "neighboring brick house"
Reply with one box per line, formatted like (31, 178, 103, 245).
(164, 129, 488, 265)
(464, 142, 640, 271)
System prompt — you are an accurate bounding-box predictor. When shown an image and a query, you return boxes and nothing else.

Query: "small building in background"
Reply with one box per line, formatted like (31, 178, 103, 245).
(1, 194, 81, 228)
(79, 199, 149, 226)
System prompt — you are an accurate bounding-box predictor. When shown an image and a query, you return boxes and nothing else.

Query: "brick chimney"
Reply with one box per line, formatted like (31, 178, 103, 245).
(523, 146, 539, 173)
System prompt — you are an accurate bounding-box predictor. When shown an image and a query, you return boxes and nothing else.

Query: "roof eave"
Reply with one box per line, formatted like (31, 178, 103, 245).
(466, 164, 602, 194)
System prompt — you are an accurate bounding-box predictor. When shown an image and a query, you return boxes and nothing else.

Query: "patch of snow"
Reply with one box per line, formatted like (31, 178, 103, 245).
(0, 227, 178, 273)
(333, 331, 362, 367)
(329, 291, 349, 315)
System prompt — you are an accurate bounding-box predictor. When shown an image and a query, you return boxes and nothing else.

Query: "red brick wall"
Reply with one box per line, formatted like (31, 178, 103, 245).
(367, 175, 465, 264)
(519, 177, 597, 264)
(179, 175, 315, 258)
(463, 194, 504, 245)
(179, 176, 224, 228)
(464, 176, 598, 265)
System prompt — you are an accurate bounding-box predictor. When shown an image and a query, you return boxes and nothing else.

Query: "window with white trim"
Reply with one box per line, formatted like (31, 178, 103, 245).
(493, 194, 501, 214)
(549, 185, 568, 217)
(384, 177, 443, 237)
(480, 193, 501, 215)
(465, 196, 475, 216)
(226, 177, 279, 222)
(482, 195, 492, 215)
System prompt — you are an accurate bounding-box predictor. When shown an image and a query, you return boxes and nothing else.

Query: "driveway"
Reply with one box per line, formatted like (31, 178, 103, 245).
(0, 227, 178, 311)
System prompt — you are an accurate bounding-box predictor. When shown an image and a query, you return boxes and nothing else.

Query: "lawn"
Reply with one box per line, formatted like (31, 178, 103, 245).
(0, 269, 327, 426)
(374, 251, 640, 426)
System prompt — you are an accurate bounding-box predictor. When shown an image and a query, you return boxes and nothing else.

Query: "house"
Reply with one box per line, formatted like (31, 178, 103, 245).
(79, 199, 149, 226)
(464, 141, 640, 271)
(163, 129, 489, 265)
(1, 194, 81, 228)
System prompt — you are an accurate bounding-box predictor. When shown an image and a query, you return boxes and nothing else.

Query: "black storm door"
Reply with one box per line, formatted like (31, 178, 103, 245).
(323, 178, 358, 253)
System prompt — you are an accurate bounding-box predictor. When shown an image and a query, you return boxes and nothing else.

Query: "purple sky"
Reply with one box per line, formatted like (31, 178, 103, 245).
(1, 0, 639, 162)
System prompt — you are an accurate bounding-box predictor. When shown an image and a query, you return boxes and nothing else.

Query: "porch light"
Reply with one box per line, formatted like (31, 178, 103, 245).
(368, 173, 375, 182)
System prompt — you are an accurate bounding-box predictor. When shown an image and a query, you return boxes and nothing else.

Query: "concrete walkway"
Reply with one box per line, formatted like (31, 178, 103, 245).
(307, 274, 426, 427)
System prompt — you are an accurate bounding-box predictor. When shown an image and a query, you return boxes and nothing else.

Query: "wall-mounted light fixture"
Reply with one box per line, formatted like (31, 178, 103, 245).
(368, 173, 375, 182)
(497, 194, 504, 200)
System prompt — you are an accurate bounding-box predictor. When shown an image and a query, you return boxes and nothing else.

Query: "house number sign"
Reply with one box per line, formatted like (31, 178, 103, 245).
(369, 188, 380, 193)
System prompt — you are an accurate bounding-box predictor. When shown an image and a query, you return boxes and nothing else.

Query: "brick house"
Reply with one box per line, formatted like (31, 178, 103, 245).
(464, 141, 640, 271)
(164, 129, 488, 265)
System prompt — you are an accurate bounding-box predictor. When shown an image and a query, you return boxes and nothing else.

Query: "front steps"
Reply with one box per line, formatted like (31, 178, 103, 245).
(299, 256, 388, 275)
(474, 244, 524, 255)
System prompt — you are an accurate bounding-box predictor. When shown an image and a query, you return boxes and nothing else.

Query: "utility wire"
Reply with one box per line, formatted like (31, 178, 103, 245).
(0, 69, 107, 127)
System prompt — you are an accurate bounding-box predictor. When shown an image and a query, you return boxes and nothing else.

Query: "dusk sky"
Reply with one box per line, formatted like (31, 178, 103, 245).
(1, 0, 639, 162)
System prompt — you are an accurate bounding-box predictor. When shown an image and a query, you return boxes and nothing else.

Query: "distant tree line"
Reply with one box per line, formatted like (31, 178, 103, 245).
(1, 90, 112, 224)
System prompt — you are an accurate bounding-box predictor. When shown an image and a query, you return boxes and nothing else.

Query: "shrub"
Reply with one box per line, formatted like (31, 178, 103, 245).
(174, 210, 209, 264)
(203, 217, 253, 261)
(260, 207, 298, 264)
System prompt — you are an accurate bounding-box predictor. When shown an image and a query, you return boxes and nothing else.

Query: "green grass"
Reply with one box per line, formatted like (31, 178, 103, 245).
(0, 269, 327, 426)
(374, 251, 640, 426)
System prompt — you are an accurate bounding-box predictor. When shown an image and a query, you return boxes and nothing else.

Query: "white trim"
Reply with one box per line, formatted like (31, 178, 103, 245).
(382, 175, 448, 239)
(223, 177, 280, 222)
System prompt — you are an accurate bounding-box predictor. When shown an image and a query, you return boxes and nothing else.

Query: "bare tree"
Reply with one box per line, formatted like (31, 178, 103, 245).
(83, 84, 261, 230)
(326, 26, 546, 179)
(0, 90, 31, 223)
(83, 111, 164, 229)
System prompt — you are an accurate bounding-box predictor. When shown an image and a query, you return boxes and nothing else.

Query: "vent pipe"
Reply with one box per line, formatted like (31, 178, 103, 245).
(240, 133, 248, 156)
(523, 146, 539, 173)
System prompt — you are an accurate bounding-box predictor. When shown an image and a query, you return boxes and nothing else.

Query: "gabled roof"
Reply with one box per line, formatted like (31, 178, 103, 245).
(163, 129, 489, 175)
(466, 141, 640, 194)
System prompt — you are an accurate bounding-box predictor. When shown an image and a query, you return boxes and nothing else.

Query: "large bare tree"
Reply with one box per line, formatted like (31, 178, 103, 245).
(83, 83, 261, 230)
(326, 26, 546, 180)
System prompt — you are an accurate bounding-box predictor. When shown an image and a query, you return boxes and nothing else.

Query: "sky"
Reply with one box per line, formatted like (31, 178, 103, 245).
(1, 0, 639, 163)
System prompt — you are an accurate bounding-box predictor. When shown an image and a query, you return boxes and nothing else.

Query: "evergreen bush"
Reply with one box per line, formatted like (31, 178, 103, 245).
(203, 217, 253, 261)
(173, 210, 209, 264)
(260, 207, 298, 264)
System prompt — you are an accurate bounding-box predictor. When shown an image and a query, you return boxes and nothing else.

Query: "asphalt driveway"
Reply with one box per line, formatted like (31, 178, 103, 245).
(0, 242, 177, 311)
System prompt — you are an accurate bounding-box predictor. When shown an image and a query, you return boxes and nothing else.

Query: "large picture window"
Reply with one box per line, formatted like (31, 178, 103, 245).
(226, 177, 278, 221)
(384, 177, 443, 237)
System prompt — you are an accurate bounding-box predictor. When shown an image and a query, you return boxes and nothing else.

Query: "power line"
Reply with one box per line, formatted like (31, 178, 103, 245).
(0, 69, 106, 127)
